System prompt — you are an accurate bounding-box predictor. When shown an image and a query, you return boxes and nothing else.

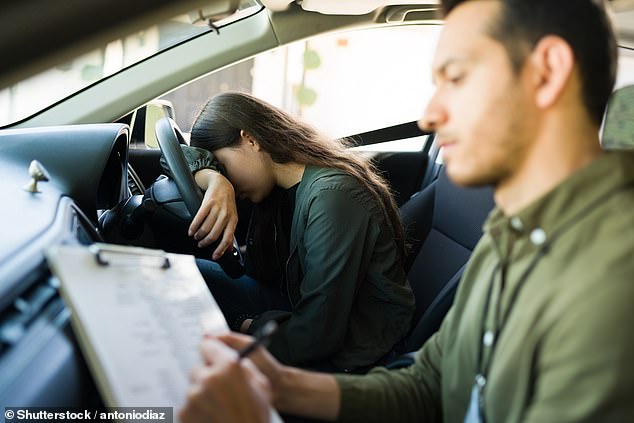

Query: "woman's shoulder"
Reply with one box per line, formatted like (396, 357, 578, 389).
(302, 165, 358, 187)
(298, 165, 378, 210)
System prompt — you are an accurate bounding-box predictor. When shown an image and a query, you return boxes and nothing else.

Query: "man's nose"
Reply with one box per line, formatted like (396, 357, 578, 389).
(418, 95, 447, 132)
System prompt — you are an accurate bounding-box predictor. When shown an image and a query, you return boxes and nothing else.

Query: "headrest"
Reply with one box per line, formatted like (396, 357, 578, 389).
(602, 84, 634, 150)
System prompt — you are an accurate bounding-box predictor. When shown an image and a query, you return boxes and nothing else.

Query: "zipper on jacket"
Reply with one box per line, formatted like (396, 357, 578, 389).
(273, 221, 285, 290)
(285, 248, 297, 308)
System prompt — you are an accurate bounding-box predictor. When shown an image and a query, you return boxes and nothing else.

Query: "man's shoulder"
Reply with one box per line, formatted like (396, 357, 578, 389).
(543, 182, 634, 310)
(577, 177, 634, 254)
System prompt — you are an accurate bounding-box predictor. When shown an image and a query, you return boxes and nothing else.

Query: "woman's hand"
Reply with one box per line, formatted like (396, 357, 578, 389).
(180, 337, 272, 423)
(190, 169, 238, 260)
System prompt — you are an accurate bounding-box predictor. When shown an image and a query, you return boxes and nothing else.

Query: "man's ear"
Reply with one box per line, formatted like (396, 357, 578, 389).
(528, 35, 575, 110)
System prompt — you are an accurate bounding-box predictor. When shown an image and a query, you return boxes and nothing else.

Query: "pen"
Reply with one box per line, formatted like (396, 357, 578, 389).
(237, 320, 278, 360)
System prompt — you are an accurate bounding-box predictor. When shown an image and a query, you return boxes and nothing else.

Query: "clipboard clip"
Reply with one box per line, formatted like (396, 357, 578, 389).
(89, 244, 171, 269)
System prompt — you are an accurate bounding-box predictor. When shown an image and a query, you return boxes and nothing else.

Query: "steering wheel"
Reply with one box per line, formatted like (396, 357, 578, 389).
(155, 117, 245, 278)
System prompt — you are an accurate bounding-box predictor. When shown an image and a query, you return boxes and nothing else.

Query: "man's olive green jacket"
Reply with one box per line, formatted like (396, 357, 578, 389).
(336, 151, 634, 422)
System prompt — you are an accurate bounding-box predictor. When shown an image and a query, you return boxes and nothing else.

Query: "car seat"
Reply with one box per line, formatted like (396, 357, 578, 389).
(389, 167, 494, 365)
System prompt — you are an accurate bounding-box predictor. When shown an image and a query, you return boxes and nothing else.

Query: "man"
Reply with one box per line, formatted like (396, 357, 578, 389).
(180, 0, 634, 421)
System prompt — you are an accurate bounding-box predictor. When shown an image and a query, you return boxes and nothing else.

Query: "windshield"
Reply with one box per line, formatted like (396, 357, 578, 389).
(0, 1, 261, 127)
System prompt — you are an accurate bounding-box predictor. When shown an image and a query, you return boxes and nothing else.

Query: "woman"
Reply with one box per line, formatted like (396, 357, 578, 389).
(176, 92, 414, 372)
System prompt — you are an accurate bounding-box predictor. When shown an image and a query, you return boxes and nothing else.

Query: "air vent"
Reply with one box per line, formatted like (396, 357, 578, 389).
(0, 275, 59, 355)
(127, 165, 146, 196)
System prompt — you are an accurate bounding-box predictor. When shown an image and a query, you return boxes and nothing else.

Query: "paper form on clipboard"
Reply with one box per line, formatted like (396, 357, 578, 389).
(46, 243, 282, 423)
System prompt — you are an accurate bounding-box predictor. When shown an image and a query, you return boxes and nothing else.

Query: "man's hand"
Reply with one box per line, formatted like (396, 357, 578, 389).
(190, 169, 238, 260)
(180, 337, 272, 423)
(215, 333, 286, 406)
(216, 332, 340, 420)
(186, 332, 340, 421)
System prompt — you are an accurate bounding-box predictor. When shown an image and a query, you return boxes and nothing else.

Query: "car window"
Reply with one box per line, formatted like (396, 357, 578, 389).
(616, 47, 634, 88)
(0, 0, 261, 128)
(159, 25, 442, 148)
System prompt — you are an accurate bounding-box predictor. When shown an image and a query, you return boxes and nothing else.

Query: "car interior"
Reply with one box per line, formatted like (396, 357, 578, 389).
(0, 0, 632, 411)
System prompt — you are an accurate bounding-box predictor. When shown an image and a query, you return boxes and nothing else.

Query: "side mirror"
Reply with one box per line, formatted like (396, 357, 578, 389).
(143, 100, 176, 149)
(129, 99, 177, 149)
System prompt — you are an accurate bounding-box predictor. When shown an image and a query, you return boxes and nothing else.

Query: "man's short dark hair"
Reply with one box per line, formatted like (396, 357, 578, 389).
(441, 0, 617, 125)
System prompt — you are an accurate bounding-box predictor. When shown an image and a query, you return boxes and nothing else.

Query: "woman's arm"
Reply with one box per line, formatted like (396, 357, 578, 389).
(159, 145, 239, 260)
(192, 168, 238, 260)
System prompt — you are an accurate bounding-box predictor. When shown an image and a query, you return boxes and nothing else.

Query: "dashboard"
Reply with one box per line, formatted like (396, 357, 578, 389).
(0, 124, 130, 406)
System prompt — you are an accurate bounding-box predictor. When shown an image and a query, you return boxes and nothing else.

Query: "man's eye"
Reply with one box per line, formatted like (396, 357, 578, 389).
(448, 74, 464, 84)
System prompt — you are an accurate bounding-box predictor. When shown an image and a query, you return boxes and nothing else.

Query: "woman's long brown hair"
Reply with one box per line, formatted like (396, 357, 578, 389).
(190, 91, 406, 260)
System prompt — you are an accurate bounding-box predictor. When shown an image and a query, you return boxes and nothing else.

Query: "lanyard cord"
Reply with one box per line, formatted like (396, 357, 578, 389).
(473, 253, 546, 423)
(475, 247, 547, 378)
(475, 264, 497, 374)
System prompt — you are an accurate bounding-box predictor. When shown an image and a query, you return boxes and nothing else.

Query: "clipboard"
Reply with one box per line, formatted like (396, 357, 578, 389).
(46, 243, 282, 422)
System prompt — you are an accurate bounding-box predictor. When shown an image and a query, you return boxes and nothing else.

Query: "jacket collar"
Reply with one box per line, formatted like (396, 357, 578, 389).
(484, 151, 634, 261)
